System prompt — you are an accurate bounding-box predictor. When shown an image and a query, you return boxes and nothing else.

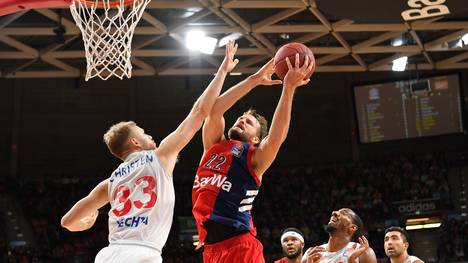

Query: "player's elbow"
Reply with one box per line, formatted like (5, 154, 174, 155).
(192, 101, 210, 119)
(60, 215, 75, 231)
(191, 104, 210, 124)
(60, 216, 69, 228)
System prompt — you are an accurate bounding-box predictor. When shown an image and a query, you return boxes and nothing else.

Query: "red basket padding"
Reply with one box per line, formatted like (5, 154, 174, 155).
(0, 0, 71, 16)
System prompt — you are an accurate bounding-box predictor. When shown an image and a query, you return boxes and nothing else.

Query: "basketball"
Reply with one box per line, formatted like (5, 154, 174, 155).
(274, 42, 316, 80)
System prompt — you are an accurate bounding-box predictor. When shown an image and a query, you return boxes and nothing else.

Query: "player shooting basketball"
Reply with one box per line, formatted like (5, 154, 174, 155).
(60, 41, 239, 263)
(192, 53, 314, 263)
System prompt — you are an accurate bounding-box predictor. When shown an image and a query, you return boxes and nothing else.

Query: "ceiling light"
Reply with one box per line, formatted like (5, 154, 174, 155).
(218, 32, 242, 47)
(199, 36, 218, 54)
(185, 30, 219, 54)
(280, 33, 290, 40)
(406, 225, 423, 230)
(423, 223, 441, 229)
(392, 56, 408, 71)
(462, 33, 468, 46)
(391, 37, 404, 47)
(186, 30, 206, 51)
(181, 7, 203, 18)
(405, 215, 442, 231)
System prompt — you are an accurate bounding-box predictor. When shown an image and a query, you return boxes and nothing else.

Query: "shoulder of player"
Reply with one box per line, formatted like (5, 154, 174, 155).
(411, 256, 424, 263)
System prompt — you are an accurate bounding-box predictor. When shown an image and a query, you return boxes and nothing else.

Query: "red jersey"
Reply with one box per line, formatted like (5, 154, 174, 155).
(192, 140, 261, 246)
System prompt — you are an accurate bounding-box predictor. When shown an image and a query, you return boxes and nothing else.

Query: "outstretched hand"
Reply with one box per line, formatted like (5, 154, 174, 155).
(348, 236, 370, 263)
(251, 58, 283, 86)
(283, 53, 314, 90)
(220, 40, 239, 73)
(304, 246, 325, 263)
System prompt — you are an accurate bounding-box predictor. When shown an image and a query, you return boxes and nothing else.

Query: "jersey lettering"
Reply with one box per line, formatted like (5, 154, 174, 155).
(193, 174, 232, 192)
(203, 153, 227, 171)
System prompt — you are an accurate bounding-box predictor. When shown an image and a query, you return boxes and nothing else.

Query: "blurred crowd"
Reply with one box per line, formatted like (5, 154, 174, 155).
(0, 152, 466, 262)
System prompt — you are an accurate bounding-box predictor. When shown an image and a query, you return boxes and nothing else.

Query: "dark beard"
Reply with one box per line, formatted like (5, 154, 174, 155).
(228, 127, 247, 142)
(283, 248, 302, 259)
(324, 223, 337, 234)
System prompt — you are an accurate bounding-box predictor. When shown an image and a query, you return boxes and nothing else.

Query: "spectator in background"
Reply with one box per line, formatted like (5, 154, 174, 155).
(275, 227, 305, 263)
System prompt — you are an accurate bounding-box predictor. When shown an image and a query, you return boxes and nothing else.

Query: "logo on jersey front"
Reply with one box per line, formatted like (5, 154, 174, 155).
(116, 216, 149, 228)
(193, 174, 232, 192)
(231, 144, 244, 158)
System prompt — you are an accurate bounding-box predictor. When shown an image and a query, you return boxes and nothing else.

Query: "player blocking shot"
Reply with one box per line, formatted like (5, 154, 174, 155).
(192, 52, 315, 263)
(60, 41, 240, 263)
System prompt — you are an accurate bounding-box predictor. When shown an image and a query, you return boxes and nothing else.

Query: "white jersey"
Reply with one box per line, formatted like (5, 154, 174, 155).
(303, 242, 360, 263)
(407, 255, 423, 263)
(107, 150, 175, 252)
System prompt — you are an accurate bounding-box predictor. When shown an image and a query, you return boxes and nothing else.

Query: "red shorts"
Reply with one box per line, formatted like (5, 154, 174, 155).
(203, 232, 265, 263)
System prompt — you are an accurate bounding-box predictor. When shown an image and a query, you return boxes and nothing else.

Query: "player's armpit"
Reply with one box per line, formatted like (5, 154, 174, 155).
(251, 135, 282, 179)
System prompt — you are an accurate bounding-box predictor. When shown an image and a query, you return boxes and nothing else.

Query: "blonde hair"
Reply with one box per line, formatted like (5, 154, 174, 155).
(103, 121, 136, 159)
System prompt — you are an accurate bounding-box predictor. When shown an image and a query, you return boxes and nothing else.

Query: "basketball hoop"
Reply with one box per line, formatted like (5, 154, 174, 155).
(69, 0, 151, 80)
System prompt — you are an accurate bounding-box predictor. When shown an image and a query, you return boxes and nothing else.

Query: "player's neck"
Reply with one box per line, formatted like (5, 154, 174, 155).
(327, 234, 350, 252)
(286, 256, 302, 263)
(390, 252, 409, 263)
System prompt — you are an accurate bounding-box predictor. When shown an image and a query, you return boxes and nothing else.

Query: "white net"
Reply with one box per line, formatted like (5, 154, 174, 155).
(70, 0, 151, 81)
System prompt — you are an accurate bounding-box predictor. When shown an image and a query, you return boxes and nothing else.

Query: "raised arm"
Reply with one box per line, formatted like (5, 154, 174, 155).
(61, 179, 109, 232)
(156, 41, 238, 173)
(252, 54, 314, 178)
(202, 59, 282, 151)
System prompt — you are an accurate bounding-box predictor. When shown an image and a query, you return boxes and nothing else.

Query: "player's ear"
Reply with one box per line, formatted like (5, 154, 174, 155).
(251, 136, 260, 145)
(404, 241, 409, 250)
(349, 224, 357, 236)
(130, 137, 140, 147)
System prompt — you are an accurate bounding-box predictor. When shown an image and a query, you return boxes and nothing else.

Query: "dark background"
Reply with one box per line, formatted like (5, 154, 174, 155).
(1, 70, 467, 177)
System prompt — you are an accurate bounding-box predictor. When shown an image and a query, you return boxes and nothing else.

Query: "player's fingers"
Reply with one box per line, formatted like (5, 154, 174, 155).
(307, 59, 315, 73)
(268, 80, 283, 85)
(285, 57, 293, 70)
(295, 53, 300, 68)
(267, 57, 275, 65)
(301, 79, 310, 86)
(308, 58, 314, 71)
(361, 236, 369, 246)
(233, 42, 238, 54)
(302, 55, 309, 70)
(267, 58, 276, 70)
(310, 246, 325, 253)
(307, 247, 317, 255)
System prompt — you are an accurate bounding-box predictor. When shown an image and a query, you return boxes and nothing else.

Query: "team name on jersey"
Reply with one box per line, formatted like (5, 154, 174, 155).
(111, 153, 154, 182)
(116, 216, 149, 228)
(193, 174, 232, 192)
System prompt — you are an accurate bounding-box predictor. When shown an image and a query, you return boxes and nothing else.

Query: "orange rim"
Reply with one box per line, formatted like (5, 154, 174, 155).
(77, 0, 137, 8)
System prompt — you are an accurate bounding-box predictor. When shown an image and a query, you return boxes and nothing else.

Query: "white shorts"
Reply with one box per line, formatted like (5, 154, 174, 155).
(95, 243, 162, 263)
